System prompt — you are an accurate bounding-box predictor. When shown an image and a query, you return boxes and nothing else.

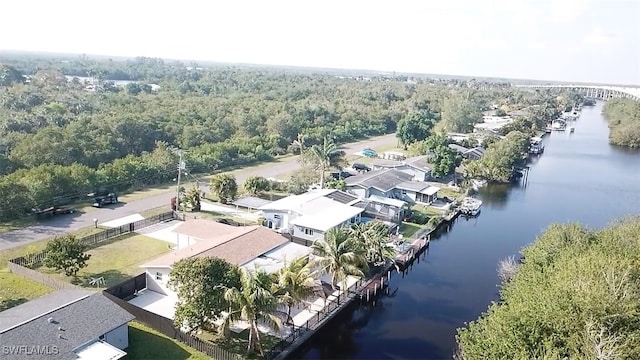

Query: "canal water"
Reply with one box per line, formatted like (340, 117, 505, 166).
(292, 102, 640, 360)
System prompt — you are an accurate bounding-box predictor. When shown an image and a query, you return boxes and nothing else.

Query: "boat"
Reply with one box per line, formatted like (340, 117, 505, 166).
(529, 137, 544, 155)
(551, 120, 566, 131)
(459, 197, 482, 216)
(544, 126, 552, 134)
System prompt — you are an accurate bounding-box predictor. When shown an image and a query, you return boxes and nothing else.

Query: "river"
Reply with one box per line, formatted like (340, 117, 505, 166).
(291, 101, 640, 360)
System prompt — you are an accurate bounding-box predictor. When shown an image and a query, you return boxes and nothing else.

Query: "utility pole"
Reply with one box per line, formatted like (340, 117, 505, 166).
(175, 150, 185, 213)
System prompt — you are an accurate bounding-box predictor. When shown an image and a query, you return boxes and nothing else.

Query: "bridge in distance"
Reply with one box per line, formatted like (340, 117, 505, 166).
(514, 84, 640, 101)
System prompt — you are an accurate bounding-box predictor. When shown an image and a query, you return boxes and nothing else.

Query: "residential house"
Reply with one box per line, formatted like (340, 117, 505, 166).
(349, 194, 407, 226)
(345, 168, 441, 205)
(139, 220, 289, 300)
(474, 115, 514, 134)
(371, 155, 432, 181)
(258, 189, 365, 241)
(448, 144, 486, 160)
(0, 289, 134, 360)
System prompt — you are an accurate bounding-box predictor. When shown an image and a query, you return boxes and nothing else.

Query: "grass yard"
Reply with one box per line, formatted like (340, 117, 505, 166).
(413, 204, 445, 217)
(127, 322, 210, 360)
(140, 206, 173, 218)
(400, 223, 423, 238)
(198, 211, 257, 226)
(0, 272, 53, 311)
(199, 329, 281, 360)
(437, 187, 465, 200)
(38, 234, 170, 288)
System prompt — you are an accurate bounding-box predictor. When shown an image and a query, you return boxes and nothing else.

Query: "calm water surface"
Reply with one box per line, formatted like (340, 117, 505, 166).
(292, 102, 640, 360)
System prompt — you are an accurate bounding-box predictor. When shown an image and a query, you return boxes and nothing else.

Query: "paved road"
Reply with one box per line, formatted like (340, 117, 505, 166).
(0, 133, 397, 251)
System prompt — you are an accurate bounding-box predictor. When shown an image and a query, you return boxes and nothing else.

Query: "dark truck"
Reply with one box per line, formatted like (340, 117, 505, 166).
(88, 189, 118, 208)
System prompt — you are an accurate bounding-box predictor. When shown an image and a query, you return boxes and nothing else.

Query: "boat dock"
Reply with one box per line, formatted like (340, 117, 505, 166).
(271, 210, 460, 360)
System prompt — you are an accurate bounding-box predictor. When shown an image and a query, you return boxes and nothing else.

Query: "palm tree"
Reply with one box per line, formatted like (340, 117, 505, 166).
(350, 221, 397, 268)
(307, 137, 346, 188)
(311, 228, 367, 291)
(272, 257, 317, 323)
(218, 268, 288, 355)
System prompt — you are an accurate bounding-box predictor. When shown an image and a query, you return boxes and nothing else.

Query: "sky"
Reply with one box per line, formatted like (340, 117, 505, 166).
(1, 0, 639, 85)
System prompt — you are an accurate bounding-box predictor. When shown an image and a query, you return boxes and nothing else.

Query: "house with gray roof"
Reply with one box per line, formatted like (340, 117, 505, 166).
(0, 289, 135, 360)
(345, 168, 441, 205)
(371, 155, 432, 181)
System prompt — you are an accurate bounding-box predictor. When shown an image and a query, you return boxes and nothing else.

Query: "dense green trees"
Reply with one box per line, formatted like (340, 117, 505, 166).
(603, 98, 640, 148)
(413, 133, 463, 178)
(456, 217, 640, 360)
(396, 108, 438, 147)
(0, 58, 458, 220)
(464, 131, 529, 182)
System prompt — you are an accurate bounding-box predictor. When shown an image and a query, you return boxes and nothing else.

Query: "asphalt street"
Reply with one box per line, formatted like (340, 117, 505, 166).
(0, 133, 398, 251)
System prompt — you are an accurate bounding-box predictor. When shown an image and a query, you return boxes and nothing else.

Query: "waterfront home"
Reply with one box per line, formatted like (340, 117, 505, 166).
(258, 189, 365, 241)
(345, 169, 440, 205)
(0, 289, 135, 360)
(371, 155, 432, 181)
(474, 115, 514, 134)
(448, 144, 486, 160)
(138, 220, 289, 301)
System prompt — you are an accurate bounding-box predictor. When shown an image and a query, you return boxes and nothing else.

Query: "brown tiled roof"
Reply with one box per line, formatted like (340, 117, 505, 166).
(140, 220, 289, 267)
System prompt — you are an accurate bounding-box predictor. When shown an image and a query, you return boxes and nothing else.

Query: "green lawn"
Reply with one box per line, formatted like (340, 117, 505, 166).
(127, 322, 210, 360)
(38, 234, 170, 288)
(0, 272, 53, 311)
(437, 187, 464, 200)
(400, 223, 423, 238)
(199, 329, 281, 360)
(413, 204, 445, 217)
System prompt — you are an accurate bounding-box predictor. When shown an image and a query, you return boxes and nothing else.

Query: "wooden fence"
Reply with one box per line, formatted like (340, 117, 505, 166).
(9, 211, 176, 268)
(104, 274, 244, 360)
(7, 262, 79, 290)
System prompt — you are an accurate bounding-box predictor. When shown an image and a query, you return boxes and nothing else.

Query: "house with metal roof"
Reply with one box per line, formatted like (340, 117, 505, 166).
(371, 155, 433, 181)
(0, 289, 134, 360)
(345, 168, 441, 205)
(257, 189, 364, 242)
(448, 144, 486, 160)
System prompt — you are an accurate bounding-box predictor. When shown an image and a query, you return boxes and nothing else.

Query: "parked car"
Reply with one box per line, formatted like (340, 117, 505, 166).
(362, 148, 377, 158)
(88, 188, 118, 208)
(352, 163, 371, 172)
(330, 171, 353, 180)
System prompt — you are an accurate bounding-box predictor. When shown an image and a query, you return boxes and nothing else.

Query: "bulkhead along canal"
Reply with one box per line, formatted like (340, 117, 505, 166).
(292, 101, 640, 360)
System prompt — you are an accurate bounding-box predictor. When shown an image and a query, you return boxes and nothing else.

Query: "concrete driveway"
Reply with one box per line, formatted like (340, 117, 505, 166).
(0, 133, 396, 251)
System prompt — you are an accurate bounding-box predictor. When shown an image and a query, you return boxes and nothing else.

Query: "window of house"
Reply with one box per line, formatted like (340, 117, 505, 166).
(155, 272, 163, 281)
(304, 228, 314, 236)
(274, 214, 281, 219)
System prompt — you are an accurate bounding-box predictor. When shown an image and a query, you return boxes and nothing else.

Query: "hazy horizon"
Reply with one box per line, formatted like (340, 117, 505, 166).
(2, 0, 639, 85)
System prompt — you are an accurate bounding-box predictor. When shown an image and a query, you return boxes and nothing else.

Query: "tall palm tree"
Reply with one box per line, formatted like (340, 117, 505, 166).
(311, 228, 367, 291)
(350, 221, 397, 268)
(272, 257, 317, 323)
(307, 137, 346, 188)
(218, 268, 288, 355)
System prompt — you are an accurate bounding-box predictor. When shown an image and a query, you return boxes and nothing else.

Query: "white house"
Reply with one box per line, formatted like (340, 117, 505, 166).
(0, 289, 135, 360)
(372, 155, 432, 181)
(258, 189, 365, 241)
(138, 219, 289, 300)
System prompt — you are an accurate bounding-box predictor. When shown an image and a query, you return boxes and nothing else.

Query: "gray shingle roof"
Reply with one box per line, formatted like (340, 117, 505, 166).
(0, 290, 135, 360)
(373, 156, 432, 172)
(345, 169, 413, 192)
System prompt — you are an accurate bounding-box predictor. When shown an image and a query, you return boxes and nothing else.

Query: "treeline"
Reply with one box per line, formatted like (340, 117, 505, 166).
(463, 131, 530, 182)
(603, 98, 640, 148)
(456, 216, 640, 359)
(0, 59, 457, 219)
